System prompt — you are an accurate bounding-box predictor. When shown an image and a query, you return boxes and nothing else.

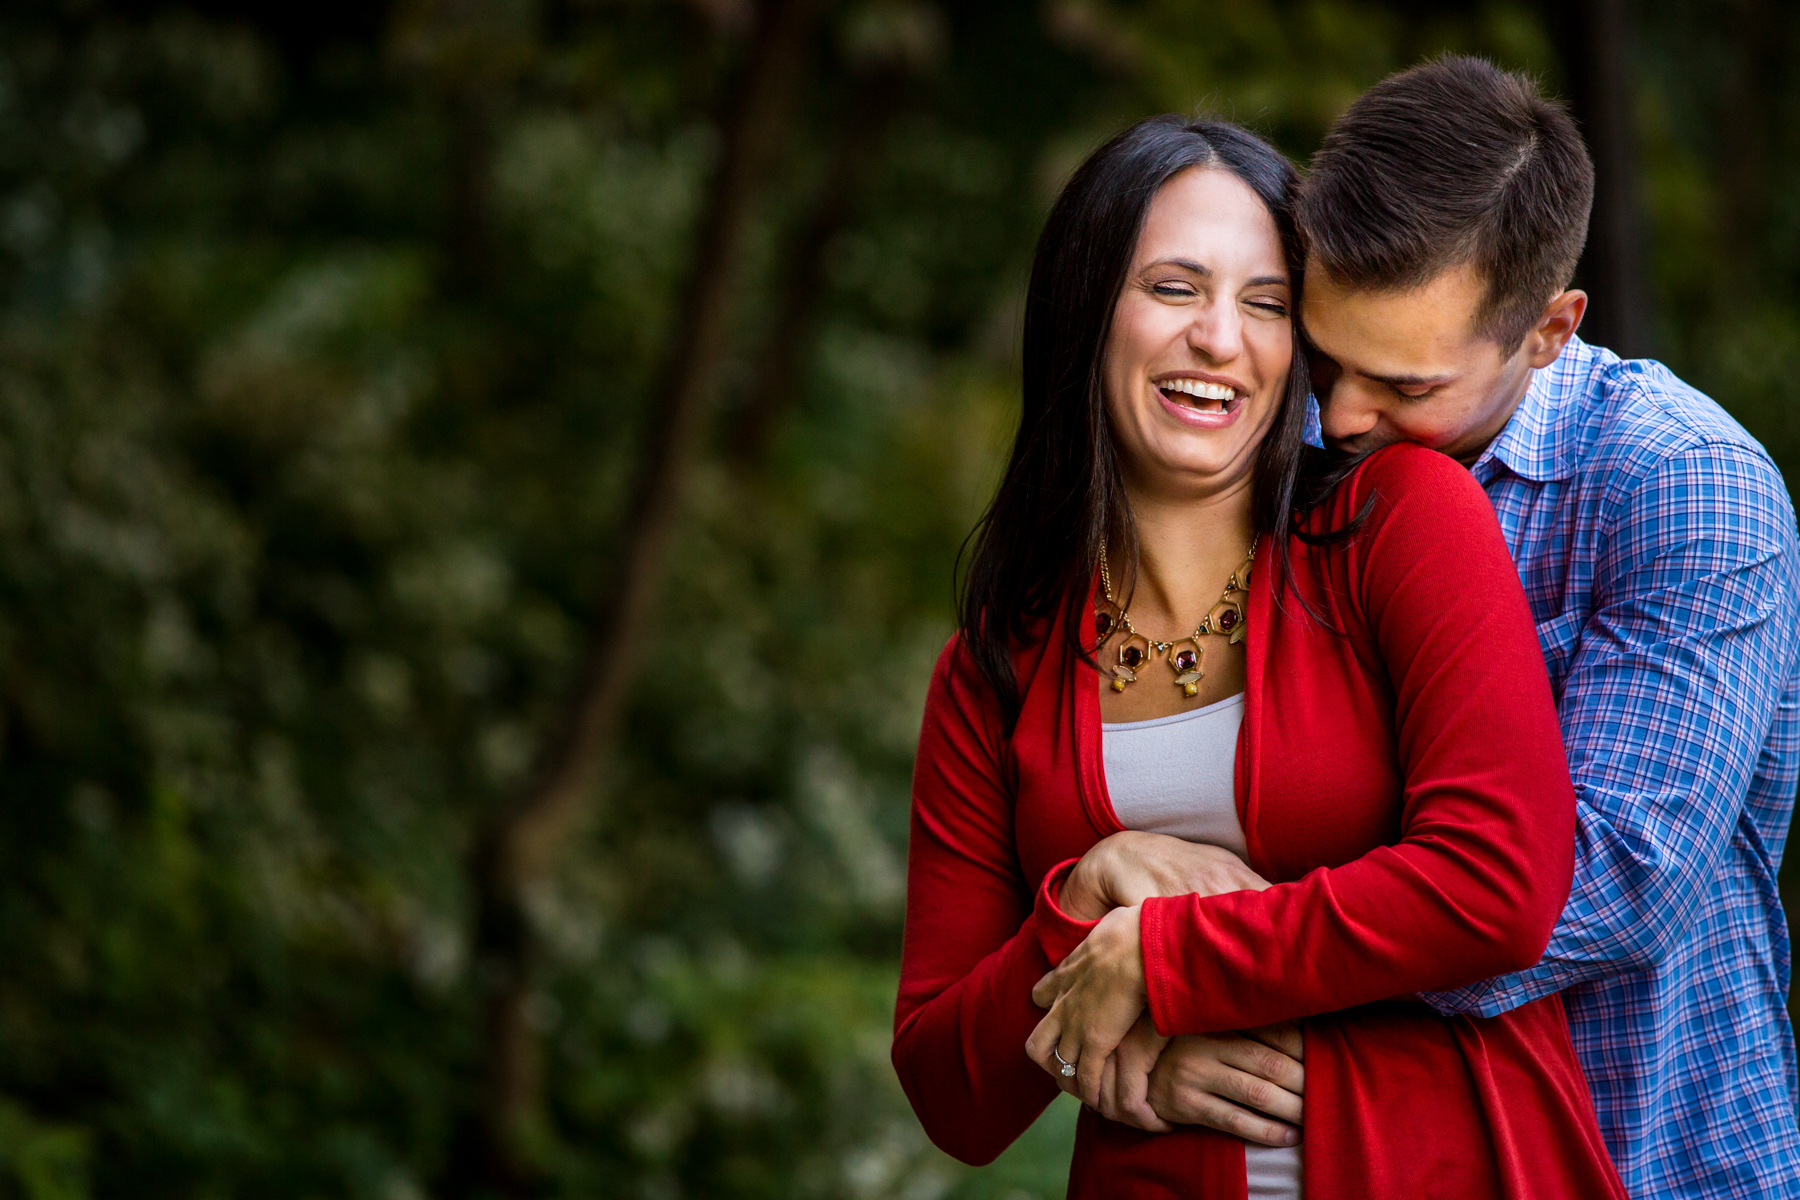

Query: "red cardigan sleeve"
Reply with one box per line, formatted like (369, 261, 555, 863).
(1140, 445, 1577, 1035)
(891, 639, 1063, 1164)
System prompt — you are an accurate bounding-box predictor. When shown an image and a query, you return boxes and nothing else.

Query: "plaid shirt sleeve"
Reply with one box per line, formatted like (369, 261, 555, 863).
(1424, 440, 1800, 1015)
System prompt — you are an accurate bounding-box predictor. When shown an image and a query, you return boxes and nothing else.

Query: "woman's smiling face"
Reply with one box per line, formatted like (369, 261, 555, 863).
(1101, 166, 1292, 502)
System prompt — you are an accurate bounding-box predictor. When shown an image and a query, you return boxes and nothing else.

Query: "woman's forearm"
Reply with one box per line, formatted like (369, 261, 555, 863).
(897, 642, 1073, 1163)
(893, 915, 1065, 1163)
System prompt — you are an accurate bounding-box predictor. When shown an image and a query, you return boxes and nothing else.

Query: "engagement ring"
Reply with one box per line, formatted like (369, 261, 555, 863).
(1053, 1048, 1076, 1078)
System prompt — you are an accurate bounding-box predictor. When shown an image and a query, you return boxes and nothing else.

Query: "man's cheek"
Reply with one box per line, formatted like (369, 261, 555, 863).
(1392, 417, 1459, 451)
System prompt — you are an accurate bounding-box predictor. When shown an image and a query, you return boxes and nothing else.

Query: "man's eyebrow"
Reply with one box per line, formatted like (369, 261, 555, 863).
(1365, 370, 1458, 388)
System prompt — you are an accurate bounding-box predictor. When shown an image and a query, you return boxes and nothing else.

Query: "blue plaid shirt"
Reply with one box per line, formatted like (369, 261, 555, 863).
(1414, 337, 1800, 1197)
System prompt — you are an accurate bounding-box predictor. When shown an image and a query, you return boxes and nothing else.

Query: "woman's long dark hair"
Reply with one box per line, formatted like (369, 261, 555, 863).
(959, 115, 1336, 728)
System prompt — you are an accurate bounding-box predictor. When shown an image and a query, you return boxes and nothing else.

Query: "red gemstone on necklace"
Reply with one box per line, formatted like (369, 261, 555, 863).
(1095, 611, 1113, 638)
(1122, 645, 1145, 668)
(1219, 610, 1239, 631)
(1174, 648, 1197, 672)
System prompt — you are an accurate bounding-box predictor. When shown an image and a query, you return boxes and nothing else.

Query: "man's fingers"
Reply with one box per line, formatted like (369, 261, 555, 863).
(1182, 1095, 1301, 1147)
(1213, 1063, 1303, 1125)
(1097, 1025, 1134, 1124)
(1219, 1035, 1305, 1098)
(1106, 1032, 1172, 1133)
(1096, 1054, 1121, 1121)
(1147, 1059, 1299, 1146)
(1144, 1031, 1307, 1141)
(1108, 1091, 1173, 1133)
(1244, 1020, 1305, 1062)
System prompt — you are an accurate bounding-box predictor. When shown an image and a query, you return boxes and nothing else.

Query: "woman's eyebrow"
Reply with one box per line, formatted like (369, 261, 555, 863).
(1144, 257, 1210, 275)
(1142, 258, 1288, 288)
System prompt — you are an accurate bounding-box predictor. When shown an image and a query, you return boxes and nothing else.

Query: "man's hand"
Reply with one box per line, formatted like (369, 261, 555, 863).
(1025, 905, 1148, 1107)
(1038, 834, 1284, 1119)
(1059, 831, 1271, 922)
(1093, 1013, 1173, 1131)
(1146, 1022, 1305, 1147)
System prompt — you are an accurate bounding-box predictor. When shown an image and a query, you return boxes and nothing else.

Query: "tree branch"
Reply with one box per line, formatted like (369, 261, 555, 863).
(460, 0, 826, 1187)
(730, 65, 903, 467)
(1551, 0, 1655, 356)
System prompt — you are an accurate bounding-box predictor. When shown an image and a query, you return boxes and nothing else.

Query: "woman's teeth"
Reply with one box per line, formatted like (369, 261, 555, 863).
(1159, 378, 1237, 412)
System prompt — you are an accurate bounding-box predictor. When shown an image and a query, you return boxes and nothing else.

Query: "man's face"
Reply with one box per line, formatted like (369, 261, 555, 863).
(1300, 257, 1537, 465)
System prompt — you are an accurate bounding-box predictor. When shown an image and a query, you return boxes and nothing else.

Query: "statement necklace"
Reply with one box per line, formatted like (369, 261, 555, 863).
(1095, 542, 1255, 696)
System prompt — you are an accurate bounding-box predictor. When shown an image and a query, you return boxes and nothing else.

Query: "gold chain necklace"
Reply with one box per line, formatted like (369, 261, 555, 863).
(1096, 542, 1255, 696)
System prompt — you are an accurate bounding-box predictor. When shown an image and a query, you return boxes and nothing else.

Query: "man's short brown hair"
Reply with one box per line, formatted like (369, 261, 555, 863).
(1297, 55, 1595, 351)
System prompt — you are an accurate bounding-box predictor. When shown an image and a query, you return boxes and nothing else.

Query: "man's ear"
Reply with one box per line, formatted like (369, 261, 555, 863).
(1522, 290, 1587, 368)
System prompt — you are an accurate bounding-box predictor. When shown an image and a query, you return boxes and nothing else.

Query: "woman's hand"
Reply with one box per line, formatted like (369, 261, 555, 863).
(1147, 1022, 1305, 1146)
(1059, 831, 1272, 922)
(1025, 904, 1149, 1107)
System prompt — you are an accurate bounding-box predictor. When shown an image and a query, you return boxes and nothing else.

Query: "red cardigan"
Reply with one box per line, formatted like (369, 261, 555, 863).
(893, 445, 1625, 1199)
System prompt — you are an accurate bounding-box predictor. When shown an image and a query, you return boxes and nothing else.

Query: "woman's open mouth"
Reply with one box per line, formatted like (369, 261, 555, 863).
(1156, 377, 1243, 425)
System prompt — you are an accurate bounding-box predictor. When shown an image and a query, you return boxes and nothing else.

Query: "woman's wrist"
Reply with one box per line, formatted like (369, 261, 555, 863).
(1059, 847, 1115, 922)
(1097, 903, 1149, 997)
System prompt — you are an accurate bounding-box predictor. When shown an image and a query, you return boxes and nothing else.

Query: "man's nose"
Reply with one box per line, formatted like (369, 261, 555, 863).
(1317, 378, 1381, 442)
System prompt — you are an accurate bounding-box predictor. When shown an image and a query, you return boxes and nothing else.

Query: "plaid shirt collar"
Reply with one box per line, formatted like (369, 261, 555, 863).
(1471, 335, 1602, 485)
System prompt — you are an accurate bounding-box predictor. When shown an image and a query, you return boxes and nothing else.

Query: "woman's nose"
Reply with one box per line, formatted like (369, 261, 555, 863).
(1186, 301, 1243, 362)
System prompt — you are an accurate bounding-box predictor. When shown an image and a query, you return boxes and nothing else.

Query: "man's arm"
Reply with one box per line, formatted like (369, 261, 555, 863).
(1030, 447, 1578, 1065)
(1426, 442, 1800, 1017)
(1145, 441, 1799, 1134)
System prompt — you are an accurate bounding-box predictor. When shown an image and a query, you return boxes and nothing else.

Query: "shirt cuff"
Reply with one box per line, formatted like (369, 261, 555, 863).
(1140, 893, 1186, 1036)
(1033, 858, 1100, 965)
(1419, 974, 1519, 1019)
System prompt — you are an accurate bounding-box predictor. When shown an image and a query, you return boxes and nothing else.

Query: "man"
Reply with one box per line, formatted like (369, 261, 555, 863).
(1144, 56, 1800, 1197)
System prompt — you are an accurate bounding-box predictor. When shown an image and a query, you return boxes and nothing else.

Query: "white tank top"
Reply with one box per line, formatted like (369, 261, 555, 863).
(1102, 693, 1302, 1199)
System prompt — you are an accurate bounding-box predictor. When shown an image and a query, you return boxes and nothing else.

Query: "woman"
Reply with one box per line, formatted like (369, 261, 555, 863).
(891, 116, 1626, 1199)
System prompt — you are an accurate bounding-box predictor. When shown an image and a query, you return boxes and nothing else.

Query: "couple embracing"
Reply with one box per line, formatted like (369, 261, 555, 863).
(893, 56, 1800, 1199)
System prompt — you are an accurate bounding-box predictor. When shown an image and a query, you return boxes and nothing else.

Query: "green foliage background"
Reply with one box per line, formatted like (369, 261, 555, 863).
(0, 1, 1795, 1197)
